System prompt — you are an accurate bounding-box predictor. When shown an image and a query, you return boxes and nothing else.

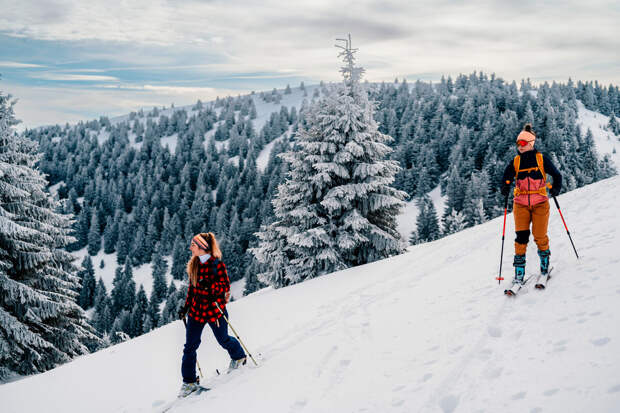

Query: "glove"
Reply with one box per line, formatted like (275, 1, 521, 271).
(500, 183, 511, 197)
(178, 304, 189, 320)
(549, 185, 560, 197)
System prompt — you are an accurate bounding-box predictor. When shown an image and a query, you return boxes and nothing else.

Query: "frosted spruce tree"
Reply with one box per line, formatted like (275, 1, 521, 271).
(252, 35, 407, 287)
(0, 90, 99, 381)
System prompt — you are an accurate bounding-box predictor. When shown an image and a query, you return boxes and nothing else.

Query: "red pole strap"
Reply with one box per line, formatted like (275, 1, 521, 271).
(557, 206, 569, 232)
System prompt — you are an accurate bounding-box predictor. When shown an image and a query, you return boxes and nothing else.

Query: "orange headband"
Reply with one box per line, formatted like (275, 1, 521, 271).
(516, 130, 536, 143)
(192, 234, 209, 251)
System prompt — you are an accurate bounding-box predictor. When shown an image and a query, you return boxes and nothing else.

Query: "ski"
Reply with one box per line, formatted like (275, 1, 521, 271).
(157, 386, 211, 413)
(535, 267, 554, 289)
(159, 386, 210, 413)
(504, 275, 532, 297)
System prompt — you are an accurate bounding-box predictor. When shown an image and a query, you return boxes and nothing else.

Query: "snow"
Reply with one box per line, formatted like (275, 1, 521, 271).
(47, 181, 63, 198)
(160, 133, 178, 154)
(255, 136, 280, 172)
(256, 125, 294, 172)
(576, 100, 620, 169)
(396, 185, 446, 240)
(229, 278, 246, 301)
(3, 175, 619, 412)
(70, 248, 179, 298)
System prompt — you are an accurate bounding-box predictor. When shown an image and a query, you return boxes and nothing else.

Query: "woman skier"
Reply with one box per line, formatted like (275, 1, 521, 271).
(501, 124, 562, 294)
(177, 232, 247, 396)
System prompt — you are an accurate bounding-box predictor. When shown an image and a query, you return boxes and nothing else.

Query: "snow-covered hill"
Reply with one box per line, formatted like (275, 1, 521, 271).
(576, 101, 620, 168)
(2, 173, 619, 412)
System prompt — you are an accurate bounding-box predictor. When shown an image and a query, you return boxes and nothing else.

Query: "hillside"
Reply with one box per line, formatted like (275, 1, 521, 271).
(2, 173, 619, 412)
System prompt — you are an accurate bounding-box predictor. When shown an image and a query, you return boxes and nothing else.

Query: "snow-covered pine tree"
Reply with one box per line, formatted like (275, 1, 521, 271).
(150, 242, 168, 304)
(0, 90, 99, 381)
(87, 212, 101, 256)
(252, 35, 406, 287)
(608, 113, 620, 135)
(78, 256, 96, 309)
(409, 195, 441, 245)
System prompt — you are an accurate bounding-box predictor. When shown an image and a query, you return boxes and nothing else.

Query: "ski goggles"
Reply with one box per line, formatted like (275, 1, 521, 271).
(517, 139, 533, 147)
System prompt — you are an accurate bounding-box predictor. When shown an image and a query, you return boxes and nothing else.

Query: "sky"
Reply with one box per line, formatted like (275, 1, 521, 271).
(1, 0, 619, 129)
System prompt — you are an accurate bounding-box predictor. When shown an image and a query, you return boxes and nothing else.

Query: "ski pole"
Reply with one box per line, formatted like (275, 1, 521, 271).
(214, 302, 258, 367)
(552, 195, 579, 259)
(496, 191, 510, 284)
(182, 317, 204, 379)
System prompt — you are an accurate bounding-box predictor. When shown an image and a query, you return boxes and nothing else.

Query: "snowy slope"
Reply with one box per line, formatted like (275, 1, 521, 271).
(3, 175, 620, 412)
(576, 100, 620, 169)
(93, 85, 322, 157)
(396, 185, 446, 240)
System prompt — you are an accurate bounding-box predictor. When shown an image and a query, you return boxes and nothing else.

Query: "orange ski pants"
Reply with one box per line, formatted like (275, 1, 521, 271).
(513, 201, 550, 255)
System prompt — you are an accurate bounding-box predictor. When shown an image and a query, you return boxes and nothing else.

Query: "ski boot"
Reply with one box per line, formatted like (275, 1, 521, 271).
(178, 381, 200, 398)
(227, 356, 247, 373)
(536, 249, 551, 289)
(505, 255, 526, 296)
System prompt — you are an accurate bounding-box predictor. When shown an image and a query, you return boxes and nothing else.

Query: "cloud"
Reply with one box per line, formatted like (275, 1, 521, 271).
(30, 73, 119, 81)
(0, 61, 45, 68)
(5, 81, 242, 129)
(100, 84, 222, 95)
(1, 0, 619, 127)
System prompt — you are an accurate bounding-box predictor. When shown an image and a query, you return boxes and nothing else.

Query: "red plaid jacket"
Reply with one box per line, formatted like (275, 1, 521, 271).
(184, 257, 230, 324)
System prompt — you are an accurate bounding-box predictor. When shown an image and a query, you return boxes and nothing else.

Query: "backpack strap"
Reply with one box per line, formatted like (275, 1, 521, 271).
(536, 152, 546, 182)
(513, 155, 521, 181)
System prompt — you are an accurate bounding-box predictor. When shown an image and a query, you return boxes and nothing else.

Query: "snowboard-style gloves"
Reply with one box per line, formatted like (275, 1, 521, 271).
(513, 254, 526, 283)
(538, 249, 551, 275)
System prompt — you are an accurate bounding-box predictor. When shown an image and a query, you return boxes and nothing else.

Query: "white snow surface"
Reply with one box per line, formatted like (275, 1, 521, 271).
(3, 175, 620, 412)
(92, 86, 322, 159)
(70, 248, 178, 298)
(396, 185, 446, 240)
(576, 100, 620, 169)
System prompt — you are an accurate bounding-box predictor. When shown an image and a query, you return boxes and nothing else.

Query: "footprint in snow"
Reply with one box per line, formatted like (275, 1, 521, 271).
(484, 367, 503, 379)
(591, 337, 611, 346)
(439, 394, 459, 413)
(511, 391, 526, 400)
(608, 384, 620, 393)
(487, 326, 502, 338)
(449, 345, 463, 354)
(392, 399, 405, 407)
(420, 373, 433, 382)
(543, 388, 559, 396)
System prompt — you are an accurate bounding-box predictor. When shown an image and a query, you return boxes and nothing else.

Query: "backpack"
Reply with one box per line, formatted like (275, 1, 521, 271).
(513, 152, 549, 197)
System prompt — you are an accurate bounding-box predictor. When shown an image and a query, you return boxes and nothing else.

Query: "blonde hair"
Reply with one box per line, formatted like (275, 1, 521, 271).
(186, 232, 222, 287)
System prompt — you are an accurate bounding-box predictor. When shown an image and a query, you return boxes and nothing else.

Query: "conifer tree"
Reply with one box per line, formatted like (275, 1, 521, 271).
(171, 235, 189, 280)
(78, 256, 96, 309)
(151, 242, 168, 304)
(410, 195, 441, 245)
(252, 36, 406, 286)
(0, 90, 99, 380)
(87, 212, 101, 256)
(102, 215, 118, 254)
